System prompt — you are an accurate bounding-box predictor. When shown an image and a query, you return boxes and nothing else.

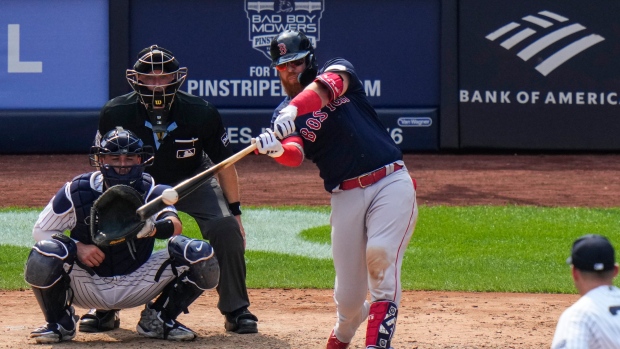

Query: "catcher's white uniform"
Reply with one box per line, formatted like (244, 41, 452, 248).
(551, 285, 620, 349)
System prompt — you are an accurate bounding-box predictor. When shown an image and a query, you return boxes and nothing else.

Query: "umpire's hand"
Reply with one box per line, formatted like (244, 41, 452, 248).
(76, 242, 105, 267)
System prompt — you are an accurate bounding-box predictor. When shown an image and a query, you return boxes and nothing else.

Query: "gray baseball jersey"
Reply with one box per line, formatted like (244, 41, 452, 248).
(551, 285, 620, 349)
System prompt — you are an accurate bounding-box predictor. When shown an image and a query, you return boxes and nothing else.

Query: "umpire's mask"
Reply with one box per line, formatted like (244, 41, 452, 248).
(126, 45, 187, 136)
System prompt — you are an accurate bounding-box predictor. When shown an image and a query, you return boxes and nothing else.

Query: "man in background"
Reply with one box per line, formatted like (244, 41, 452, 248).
(551, 234, 620, 348)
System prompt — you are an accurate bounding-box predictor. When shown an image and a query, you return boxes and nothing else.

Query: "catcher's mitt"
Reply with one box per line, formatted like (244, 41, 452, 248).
(90, 185, 154, 247)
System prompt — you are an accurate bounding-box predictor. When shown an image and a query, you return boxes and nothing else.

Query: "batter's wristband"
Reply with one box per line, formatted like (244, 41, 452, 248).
(228, 201, 242, 216)
(290, 89, 323, 115)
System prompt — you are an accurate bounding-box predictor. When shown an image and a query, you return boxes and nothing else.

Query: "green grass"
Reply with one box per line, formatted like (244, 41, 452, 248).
(0, 245, 30, 289)
(3, 206, 620, 293)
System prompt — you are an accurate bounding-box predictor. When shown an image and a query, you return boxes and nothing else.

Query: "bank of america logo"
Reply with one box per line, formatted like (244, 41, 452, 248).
(486, 10, 604, 76)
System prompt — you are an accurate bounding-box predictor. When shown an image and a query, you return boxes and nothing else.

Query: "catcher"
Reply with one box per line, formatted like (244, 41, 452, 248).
(25, 127, 219, 344)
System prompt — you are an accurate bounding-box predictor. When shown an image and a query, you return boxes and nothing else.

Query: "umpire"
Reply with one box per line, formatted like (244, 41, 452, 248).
(92, 45, 257, 334)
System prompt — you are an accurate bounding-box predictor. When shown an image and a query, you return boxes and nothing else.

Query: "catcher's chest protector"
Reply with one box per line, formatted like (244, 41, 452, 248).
(69, 173, 156, 277)
(70, 173, 100, 243)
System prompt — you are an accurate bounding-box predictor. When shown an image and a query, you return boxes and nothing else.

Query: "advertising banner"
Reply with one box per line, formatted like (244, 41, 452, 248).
(459, 0, 620, 150)
(0, 0, 108, 109)
(129, 0, 439, 109)
(220, 108, 438, 152)
(128, 0, 440, 151)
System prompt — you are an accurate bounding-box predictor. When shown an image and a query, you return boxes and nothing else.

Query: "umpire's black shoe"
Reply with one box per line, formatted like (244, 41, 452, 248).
(79, 309, 120, 332)
(224, 307, 258, 334)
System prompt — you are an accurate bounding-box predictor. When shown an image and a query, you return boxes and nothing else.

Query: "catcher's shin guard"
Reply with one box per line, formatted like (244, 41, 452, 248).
(25, 234, 76, 323)
(365, 300, 398, 349)
(167, 235, 220, 290)
(151, 277, 204, 320)
(31, 283, 74, 324)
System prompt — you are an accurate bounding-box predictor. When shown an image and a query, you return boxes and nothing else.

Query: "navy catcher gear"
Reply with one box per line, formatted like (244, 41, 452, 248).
(25, 234, 77, 288)
(126, 45, 188, 134)
(148, 235, 219, 324)
(90, 127, 154, 188)
(167, 235, 219, 290)
(270, 30, 318, 86)
(25, 234, 76, 324)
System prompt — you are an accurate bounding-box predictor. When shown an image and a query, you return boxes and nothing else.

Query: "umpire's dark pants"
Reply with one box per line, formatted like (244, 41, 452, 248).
(173, 175, 250, 315)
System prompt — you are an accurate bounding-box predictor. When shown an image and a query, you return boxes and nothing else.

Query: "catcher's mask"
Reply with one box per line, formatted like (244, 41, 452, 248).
(126, 45, 188, 134)
(90, 127, 154, 188)
(270, 30, 318, 87)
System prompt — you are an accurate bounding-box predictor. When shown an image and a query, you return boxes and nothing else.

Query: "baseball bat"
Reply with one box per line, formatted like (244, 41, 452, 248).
(136, 143, 257, 221)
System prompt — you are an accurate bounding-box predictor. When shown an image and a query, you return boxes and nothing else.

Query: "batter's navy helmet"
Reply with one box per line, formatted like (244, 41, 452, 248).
(270, 30, 318, 86)
(126, 45, 188, 134)
(90, 127, 154, 188)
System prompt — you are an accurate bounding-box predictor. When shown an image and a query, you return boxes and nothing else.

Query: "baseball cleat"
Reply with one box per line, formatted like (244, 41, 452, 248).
(30, 306, 78, 344)
(136, 303, 196, 341)
(79, 309, 120, 332)
(326, 329, 350, 349)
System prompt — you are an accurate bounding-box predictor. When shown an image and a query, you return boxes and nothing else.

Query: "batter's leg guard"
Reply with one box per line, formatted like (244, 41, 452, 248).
(365, 300, 398, 349)
(24, 234, 77, 324)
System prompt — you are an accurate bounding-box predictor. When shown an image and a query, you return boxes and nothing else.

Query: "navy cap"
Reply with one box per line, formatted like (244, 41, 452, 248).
(567, 234, 616, 271)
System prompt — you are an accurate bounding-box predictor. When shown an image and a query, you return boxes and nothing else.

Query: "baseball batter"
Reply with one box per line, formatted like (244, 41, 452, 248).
(25, 128, 219, 343)
(252, 30, 418, 349)
(551, 234, 620, 349)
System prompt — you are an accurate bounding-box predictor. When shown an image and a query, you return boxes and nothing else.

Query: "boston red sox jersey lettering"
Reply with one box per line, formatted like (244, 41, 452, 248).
(298, 97, 350, 142)
(272, 58, 401, 192)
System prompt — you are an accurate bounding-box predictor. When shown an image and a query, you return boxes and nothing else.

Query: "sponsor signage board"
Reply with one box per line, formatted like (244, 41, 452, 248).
(0, 0, 108, 109)
(128, 0, 440, 151)
(129, 0, 440, 109)
(221, 108, 437, 152)
(459, 0, 620, 150)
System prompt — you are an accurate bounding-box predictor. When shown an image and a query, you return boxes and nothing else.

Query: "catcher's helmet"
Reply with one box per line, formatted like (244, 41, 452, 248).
(90, 127, 154, 188)
(126, 45, 188, 134)
(270, 30, 318, 86)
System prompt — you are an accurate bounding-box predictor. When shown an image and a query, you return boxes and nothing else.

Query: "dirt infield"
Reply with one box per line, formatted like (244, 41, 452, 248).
(2, 153, 616, 348)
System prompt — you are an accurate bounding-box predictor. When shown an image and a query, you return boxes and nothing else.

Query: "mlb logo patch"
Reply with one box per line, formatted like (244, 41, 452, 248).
(176, 148, 196, 158)
(221, 132, 230, 147)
